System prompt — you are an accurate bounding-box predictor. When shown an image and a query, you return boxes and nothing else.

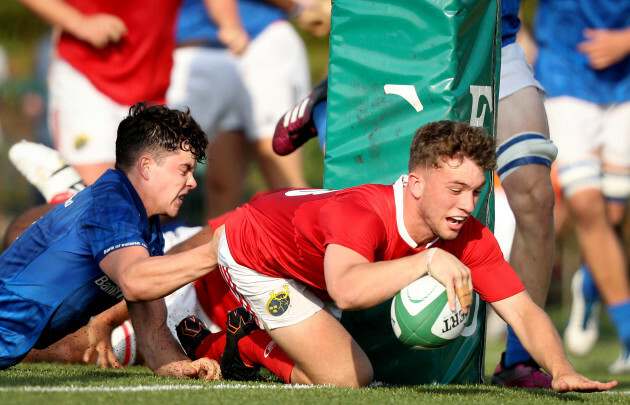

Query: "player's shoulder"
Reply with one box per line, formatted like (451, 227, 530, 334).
(461, 215, 493, 239)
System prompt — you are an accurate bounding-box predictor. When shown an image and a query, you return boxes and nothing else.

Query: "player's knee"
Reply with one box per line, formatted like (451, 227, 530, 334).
(556, 155, 601, 200)
(496, 132, 557, 183)
(567, 190, 606, 225)
(508, 175, 556, 220)
(329, 363, 373, 388)
(311, 355, 373, 387)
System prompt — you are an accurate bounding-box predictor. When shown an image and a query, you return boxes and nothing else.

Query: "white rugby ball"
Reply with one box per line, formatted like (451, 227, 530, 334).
(110, 320, 137, 366)
(391, 275, 468, 350)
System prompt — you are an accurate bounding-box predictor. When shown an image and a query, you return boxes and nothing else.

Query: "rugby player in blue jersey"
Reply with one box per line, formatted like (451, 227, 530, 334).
(533, 0, 630, 373)
(0, 102, 222, 379)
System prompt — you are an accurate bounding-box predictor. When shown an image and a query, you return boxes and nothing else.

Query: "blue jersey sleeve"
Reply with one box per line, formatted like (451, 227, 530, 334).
(80, 201, 148, 263)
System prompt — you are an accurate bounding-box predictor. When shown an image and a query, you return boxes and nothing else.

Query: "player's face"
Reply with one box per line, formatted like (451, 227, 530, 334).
(419, 157, 486, 241)
(150, 149, 197, 218)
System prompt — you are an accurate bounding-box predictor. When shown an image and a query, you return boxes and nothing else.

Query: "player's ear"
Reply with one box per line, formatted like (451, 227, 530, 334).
(407, 171, 425, 198)
(137, 155, 153, 181)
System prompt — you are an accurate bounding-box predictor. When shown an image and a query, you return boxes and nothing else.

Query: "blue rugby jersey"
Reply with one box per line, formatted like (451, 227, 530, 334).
(502, 0, 522, 47)
(534, 0, 630, 103)
(0, 169, 163, 368)
(176, 0, 285, 46)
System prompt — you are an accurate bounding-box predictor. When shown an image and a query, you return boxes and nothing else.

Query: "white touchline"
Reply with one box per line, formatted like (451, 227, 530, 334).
(0, 383, 318, 392)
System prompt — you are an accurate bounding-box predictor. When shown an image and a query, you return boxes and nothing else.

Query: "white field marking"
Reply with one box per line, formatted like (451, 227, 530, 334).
(2, 384, 628, 395)
(0, 383, 319, 392)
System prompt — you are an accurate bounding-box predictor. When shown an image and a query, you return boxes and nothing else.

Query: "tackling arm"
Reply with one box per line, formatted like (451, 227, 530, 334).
(99, 226, 224, 302)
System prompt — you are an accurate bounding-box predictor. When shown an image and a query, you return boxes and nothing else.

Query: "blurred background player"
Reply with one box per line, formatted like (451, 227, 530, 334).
(199, 0, 330, 217)
(532, 0, 630, 373)
(166, 0, 255, 220)
(15, 0, 183, 185)
(167, 0, 330, 219)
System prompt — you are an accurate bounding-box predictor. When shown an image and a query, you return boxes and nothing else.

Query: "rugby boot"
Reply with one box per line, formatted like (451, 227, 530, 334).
(491, 352, 552, 389)
(220, 307, 262, 381)
(9, 140, 84, 204)
(176, 316, 211, 359)
(273, 77, 327, 156)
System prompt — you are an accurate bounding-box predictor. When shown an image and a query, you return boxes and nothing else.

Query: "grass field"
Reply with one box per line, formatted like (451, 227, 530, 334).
(2, 306, 630, 405)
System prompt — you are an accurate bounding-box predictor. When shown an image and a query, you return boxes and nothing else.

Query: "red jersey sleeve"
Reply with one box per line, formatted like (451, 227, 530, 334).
(318, 198, 387, 262)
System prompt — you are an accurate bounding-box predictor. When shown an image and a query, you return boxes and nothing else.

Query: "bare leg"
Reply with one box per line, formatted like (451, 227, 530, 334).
(205, 131, 251, 218)
(568, 189, 630, 305)
(254, 137, 308, 190)
(267, 309, 373, 387)
(497, 86, 554, 309)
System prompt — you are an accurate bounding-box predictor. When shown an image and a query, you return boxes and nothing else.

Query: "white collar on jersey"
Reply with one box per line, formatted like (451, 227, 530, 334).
(393, 174, 439, 249)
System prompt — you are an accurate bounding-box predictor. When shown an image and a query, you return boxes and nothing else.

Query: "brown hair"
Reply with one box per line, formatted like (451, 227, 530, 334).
(115, 102, 208, 172)
(408, 120, 496, 172)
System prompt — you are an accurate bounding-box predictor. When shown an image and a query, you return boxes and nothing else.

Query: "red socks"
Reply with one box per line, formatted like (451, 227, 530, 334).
(194, 329, 295, 383)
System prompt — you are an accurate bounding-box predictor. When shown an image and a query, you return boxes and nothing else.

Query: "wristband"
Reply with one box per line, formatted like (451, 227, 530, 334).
(425, 248, 437, 277)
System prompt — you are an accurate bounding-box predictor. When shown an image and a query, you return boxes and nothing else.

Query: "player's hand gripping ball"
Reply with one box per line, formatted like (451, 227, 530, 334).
(391, 275, 468, 349)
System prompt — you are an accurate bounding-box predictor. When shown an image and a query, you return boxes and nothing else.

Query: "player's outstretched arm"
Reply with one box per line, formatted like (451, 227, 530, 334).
(492, 292, 618, 393)
(128, 299, 221, 380)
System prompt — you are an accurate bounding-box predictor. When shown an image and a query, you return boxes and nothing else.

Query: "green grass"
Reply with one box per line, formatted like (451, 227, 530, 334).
(2, 305, 630, 405)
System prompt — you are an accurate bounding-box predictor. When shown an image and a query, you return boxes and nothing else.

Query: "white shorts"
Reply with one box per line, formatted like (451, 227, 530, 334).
(162, 225, 203, 253)
(217, 232, 340, 330)
(493, 185, 515, 260)
(234, 20, 311, 140)
(48, 58, 130, 165)
(547, 97, 630, 168)
(167, 47, 254, 142)
(162, 225, 219, 345)
(499, 43, 545, 101)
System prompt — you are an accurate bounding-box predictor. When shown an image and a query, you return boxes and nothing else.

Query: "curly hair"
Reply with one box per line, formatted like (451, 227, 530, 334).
(408, 120, 496, 172)
(115, 102, 208, 172)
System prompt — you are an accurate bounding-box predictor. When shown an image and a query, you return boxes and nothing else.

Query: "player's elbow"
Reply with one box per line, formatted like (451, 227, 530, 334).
(328, 286, 364, 311)
(117, 275, 153, 302)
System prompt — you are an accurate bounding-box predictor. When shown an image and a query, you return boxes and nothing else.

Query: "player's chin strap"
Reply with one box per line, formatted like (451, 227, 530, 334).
(496, 132, 558, 182)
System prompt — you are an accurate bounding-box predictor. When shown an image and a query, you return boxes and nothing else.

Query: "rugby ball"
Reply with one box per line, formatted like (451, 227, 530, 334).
(391, 275, 468, 349)
(110, 320, 137, 366)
